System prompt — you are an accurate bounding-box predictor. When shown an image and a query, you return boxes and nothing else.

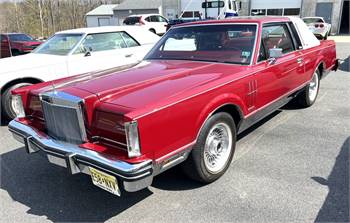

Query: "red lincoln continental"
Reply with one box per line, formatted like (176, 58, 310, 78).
(8, 17, 338, 196)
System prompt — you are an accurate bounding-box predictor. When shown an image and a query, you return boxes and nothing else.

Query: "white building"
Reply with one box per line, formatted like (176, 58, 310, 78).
(86, 4, 119, 27)
(86, 0, 349, 34)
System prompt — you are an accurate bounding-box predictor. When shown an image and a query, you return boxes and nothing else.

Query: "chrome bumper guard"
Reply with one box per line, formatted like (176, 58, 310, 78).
(8, 120, 153, 193)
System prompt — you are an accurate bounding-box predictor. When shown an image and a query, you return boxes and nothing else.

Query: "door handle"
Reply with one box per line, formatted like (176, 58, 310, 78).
(125, 54, 133, 58)
(297, 58, 303, 64)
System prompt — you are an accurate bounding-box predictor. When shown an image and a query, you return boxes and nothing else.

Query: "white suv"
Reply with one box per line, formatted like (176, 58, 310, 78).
(123, 14, 168, 35)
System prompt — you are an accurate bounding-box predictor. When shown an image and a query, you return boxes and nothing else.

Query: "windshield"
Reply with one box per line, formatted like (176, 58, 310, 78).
(33, 33, 83, 55)
(303, 18, 324, 24)
(8, 34, 34, 41)
(145, 24, 257, 65)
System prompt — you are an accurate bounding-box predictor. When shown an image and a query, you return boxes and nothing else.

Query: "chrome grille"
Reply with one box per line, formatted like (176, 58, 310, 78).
(40, 91, 87, 144)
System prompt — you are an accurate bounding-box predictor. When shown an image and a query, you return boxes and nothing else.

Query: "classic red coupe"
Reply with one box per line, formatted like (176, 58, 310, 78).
(9, 17, 338, 196)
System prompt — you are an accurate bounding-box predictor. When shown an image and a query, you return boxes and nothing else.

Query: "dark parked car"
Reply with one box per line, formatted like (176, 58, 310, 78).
(0, 33, 42, 57)
(0, 34, 11, 58)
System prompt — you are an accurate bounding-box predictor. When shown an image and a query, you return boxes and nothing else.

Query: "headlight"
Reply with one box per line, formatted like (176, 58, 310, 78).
(125, 121, 141, 158)
(11, 95, 26, 118)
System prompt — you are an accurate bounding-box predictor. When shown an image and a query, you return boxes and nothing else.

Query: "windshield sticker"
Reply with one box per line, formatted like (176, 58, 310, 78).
(242, 51, 251, 58)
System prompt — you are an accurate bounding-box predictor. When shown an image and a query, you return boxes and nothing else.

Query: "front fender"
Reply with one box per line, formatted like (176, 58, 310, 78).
(0, 63, 68, 90)
(195, 93, 246, 137)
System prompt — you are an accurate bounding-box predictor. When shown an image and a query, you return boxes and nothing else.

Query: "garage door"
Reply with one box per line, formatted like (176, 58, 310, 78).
(316, 3, 333, 24)
(98, 18, 111, 26)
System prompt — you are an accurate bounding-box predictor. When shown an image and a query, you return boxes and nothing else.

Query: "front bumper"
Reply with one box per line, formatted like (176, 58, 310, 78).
(8, 120, 154, 194)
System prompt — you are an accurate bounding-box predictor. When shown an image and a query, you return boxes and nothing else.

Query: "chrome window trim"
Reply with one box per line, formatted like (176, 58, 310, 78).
(256, 22, 296, 65)
(151, 22, 259, 66)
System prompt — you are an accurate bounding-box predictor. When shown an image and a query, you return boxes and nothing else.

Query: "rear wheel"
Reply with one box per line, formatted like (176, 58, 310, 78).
(2, 82, 32, 120)
(182, 112, 236, 183)
(296, 69, 320, 107)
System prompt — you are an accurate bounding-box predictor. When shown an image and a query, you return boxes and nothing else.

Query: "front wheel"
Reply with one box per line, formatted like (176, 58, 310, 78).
(296, 70, 320, 107)
(182, 112, 236, 183)
(2, 82, 32, 120)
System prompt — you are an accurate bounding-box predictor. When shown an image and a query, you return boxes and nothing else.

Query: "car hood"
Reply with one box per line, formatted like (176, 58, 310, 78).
(46, 60, 248, 110)
(0, 53, 66, 74)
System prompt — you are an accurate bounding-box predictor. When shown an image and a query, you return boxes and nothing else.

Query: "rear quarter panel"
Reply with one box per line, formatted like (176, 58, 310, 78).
(302, 40, 336, 80)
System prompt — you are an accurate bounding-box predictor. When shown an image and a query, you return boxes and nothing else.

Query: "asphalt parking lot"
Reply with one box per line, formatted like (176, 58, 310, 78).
(0, 41, 349, 222)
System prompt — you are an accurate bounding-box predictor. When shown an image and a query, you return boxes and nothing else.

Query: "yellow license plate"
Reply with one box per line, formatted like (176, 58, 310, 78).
(89, 167, 120, 196)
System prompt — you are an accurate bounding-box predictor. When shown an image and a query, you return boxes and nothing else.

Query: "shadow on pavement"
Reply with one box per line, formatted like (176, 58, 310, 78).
(0, 147, 152, 222)
(0, 109, 286, 222)
(339, 56, 350, 72)
(0, 105, 304, 222)
(313, 137, 350, 222)
(152, 165, 203, 191)
(237, 110, 282, 140)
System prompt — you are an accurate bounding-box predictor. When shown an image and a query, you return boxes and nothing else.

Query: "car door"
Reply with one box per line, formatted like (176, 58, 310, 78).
(254, 23, 304, 110)
(67, 32, 139, 75)
(1, 35, 11, 58)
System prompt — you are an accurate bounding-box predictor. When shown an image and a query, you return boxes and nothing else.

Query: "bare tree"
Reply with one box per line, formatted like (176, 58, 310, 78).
(0, 0, 124, 37)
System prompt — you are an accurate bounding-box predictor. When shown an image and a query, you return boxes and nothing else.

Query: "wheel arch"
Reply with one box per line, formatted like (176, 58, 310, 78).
(316, 60, 326, 79)
(194, 94, 246, 141)
(1, 77, 43, 94)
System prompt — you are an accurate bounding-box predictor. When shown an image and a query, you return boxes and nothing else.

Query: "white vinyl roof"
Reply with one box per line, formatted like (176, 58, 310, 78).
(289, 16, 320, 49)
(55, 26, 160, 45)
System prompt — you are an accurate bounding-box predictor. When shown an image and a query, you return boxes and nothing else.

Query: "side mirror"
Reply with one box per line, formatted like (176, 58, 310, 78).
(83, 46, 92, 57)
(268, 48, 283, 64)
(84, 51, 91, 57)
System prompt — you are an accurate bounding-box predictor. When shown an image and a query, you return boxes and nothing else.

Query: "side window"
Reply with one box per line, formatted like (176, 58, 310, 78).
(262, 24, 295, 57)
(0, 35, 8, 42)
(121, 32, 139, 47)
(144, 17, 150, 22)
(76, 32, 127, 54)
(159, 16, 167, 22)
(150, 16, 158, 22)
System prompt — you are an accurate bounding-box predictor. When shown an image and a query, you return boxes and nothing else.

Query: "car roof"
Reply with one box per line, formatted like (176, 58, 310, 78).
(127, 14, 160, 17)
(174, 16, 291, 27)
(302, 17, 324, 19)
(55, 26, 146, 34)
(55, 25, 160, 45)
